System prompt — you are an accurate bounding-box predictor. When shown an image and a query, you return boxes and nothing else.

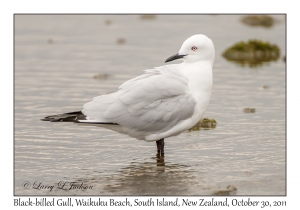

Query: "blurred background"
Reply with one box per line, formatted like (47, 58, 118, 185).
(14, 15, 285, 195)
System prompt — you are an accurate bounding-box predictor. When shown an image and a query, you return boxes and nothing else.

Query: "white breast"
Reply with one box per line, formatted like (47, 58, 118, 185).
(145, 61, 213, 141)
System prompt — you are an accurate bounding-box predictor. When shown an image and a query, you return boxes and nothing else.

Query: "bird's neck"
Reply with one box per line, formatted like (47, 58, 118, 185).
(180, 61, 213, 83)
(180, 61, 213, 99)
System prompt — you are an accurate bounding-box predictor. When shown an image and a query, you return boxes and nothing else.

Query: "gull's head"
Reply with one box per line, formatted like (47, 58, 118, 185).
(165, 34, 215, 64)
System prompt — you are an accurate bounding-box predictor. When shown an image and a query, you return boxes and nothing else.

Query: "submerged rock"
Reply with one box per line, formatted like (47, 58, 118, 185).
(213, 185, 237, 196)
(262, 85, 270, 89)
(243, 108, 256, 113)
(105, 20, 112, 25)
(117, 38, 126, 45)
(241, 15, 274, 27)
(47, 38, 53, 44)
(222, 40, 280, 67)
(188, 118, 217, 131)
(93, 73, 110, 80)
(140, 14, 156, 20)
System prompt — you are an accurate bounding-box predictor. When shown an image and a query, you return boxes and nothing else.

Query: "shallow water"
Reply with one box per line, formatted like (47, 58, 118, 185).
(14, 15, 286, 195)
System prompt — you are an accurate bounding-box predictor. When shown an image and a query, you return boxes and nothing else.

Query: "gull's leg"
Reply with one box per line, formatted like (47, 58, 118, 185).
(156, 140, 161, 154)
(161, 138, 165, 154)
(156, 138, 165, 155)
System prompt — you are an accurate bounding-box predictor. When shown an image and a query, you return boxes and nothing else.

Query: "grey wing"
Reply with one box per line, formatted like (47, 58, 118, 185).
(82, 66, 196, 133)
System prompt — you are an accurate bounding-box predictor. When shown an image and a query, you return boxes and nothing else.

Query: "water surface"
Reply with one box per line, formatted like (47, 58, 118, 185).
(15, 15, 286, 195)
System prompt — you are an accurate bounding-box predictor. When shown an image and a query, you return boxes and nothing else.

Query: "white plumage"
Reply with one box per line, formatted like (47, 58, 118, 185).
(80, 34, 215, 141)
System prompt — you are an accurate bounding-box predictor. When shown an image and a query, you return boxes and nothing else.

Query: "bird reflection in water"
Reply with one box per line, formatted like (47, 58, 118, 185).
(48, 155, 214, 195)
(155, 153, 165, 167)
(100, 156, 200, 195)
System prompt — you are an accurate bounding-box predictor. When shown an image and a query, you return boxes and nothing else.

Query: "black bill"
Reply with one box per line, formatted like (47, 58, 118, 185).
(165, 53, 186, 63)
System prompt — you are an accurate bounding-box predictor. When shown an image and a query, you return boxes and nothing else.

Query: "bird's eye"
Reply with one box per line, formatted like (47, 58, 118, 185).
(191, 46, 197, 51)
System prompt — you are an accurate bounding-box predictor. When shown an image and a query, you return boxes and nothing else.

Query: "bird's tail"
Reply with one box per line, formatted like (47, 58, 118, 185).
(41, 111, 87, 122)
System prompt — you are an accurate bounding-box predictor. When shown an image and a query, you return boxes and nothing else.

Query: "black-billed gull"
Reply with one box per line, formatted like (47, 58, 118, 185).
(42, 34, 215, 155)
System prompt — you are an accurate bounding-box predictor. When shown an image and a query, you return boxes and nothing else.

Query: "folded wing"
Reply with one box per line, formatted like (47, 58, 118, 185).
(81, 65, 196, 133)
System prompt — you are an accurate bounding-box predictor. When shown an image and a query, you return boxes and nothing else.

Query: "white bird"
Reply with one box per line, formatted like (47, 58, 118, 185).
(42, 34, 215, 155)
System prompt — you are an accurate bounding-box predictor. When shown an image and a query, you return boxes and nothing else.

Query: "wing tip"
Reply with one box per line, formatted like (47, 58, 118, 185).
(41, 111, 85, 122)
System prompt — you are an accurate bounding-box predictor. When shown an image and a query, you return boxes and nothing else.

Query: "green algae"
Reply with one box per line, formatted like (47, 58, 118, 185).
(243, 108, 256, 113)
(213, 185, 237, 196)
(222, 40, 280, 67)
(188, 118, 217, 131)
(241, 15, 274, 27)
